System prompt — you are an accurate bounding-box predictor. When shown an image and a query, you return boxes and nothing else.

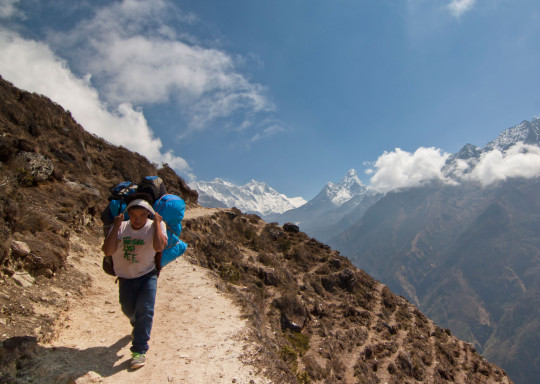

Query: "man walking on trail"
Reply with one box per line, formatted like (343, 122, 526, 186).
(102, 195, 168, 369)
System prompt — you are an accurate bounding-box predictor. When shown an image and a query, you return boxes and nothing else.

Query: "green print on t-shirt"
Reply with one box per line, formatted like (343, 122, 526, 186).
(122, 236, 145, 263)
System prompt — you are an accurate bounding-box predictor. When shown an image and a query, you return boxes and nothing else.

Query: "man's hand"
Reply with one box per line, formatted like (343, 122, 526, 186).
(102, 213, 124, 255)
(113, 213, 124, 228)
(152, 212, 163, 226)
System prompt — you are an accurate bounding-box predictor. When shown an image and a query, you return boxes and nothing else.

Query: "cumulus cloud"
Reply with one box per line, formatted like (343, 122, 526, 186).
(447, 0, 476, 18)
(467, 143, 540, 186)
(366, 142, 540, 193)
(0, 30, 191, 176)
(368, 147, 452, 193)
(48, 0, 276, 136)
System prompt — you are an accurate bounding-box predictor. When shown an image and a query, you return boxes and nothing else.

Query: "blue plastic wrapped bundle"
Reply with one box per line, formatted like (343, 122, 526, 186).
(153, 194, 187, 266)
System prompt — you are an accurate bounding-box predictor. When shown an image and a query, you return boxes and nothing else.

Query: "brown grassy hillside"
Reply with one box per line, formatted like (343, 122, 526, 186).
(0, 76, 512, 383)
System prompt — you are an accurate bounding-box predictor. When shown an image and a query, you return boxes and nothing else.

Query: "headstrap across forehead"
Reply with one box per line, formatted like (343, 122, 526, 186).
(126, 199, 155, 215)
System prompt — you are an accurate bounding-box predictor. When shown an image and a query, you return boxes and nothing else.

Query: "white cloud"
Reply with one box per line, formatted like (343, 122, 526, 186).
(0, 29, 191, 176)
(467, 143, 540, 186)
(48, 0, 276, 137)
(0, 0, 23, 18)
(367, 142, 540, 192)
(368, 147, 452, 192)
(447, 0, 476, 18)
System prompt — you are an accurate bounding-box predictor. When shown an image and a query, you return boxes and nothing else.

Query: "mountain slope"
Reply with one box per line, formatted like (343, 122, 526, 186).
(0, 76, 513, 383)
(330, 118, 540, 383)
(331, 178, 540, 383)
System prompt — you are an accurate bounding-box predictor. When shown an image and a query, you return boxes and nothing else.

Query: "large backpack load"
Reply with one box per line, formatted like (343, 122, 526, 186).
(101, 176, 187, 270)
(153, 194, 187, 266)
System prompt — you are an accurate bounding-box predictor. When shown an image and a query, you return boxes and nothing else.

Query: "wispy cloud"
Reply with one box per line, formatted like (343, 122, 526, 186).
(404, 0, 479, 42)
(249, 121, 285, 143)
(367, 147, 452, 193)
(47, 0, 277, 137)
(0, 29, 191, 177)
(447, 0, 476, 18)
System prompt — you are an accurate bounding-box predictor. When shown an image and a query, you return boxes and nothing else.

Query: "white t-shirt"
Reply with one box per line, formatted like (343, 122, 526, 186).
(111, 220, 168, 279)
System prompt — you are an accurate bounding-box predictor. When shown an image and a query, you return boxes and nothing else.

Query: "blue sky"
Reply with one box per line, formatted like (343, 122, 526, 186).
(1, 0, 540, 199)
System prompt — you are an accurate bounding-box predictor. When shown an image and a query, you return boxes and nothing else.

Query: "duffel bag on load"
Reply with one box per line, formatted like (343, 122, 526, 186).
(101, 180, 138, 229)
(161, 232, 188, 267)
(153, 194, 187, 266)
(153, 194, 185, 225)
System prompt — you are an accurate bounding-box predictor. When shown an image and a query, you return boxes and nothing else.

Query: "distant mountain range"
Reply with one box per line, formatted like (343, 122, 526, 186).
(191, 169, 384, 242)
(191, 117, 540, 383)
(192, 118, 540, 241)
(191, 178, 306, 217)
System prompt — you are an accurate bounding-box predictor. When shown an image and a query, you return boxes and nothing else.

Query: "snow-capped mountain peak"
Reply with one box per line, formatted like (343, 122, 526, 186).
(455, 143, 482, 160)
(486, 118, 540, 151)
(273, 169, 383, 242)
(191, 179, 306, 218)
(245, 179, 271, 194)
(321, 169, 368, 206)
(442, 117, 540, 182)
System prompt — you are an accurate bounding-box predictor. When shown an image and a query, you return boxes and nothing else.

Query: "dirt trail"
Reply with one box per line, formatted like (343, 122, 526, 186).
(30, 207, 267, 384)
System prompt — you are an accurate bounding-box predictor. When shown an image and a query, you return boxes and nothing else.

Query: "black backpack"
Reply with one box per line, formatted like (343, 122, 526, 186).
(137, 176, 167, 204)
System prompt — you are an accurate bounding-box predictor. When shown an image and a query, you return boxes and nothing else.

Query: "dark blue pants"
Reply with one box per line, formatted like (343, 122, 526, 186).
(118, 270, 158, 354)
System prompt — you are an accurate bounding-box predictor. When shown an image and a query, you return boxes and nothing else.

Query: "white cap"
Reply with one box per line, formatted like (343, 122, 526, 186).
(126, 199, 155, 215)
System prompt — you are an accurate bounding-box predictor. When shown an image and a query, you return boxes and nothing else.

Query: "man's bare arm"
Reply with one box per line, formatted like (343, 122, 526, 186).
(152, 213, 168, 252)
(102, 214, 123, 255)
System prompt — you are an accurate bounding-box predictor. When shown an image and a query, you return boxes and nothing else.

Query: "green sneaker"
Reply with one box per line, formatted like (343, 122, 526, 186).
(130, 352, 146, 369)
